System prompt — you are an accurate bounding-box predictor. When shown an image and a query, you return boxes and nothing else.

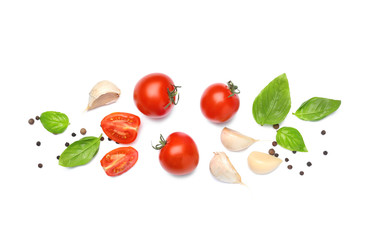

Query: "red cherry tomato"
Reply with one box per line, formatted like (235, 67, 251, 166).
(153, 132, 199, 175)
(133, 73, 180, 118)
(101, 112, 140, 144)
(101, 147, 138, 177)
(200, 81, 240, 123)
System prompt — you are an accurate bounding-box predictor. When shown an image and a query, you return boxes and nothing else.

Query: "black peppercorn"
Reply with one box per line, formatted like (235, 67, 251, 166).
(273, 124, 279, 129)
(274, 153, 279, 157)
(108, 138, 112, 141)
(38, 163, 43, 168)
(287, 165, 293, 170)
(285, 158, 289, 162)
(292, 151, 296, 154)
(321, 130, 326, 135)
(65, 142, 70, 147)
(28, 118, 35, 125)
(307, 162, 312, 167)
(36, 141, 41, 146)
(72, 132, 76, 137)
(323, 151, 328, 155)
(35, 116, 40, 120)
(272, 141, 277, 147)
(100, 137, 104, 141)
(268, 148, 275, 155)
(299, 171, 304, 176)
(57, 155, 60, 160)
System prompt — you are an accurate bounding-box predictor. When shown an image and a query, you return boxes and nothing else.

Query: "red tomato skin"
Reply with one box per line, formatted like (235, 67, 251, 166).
(100, 112, 141, 144)
(159, 132, 199, 175)
(133, 73, 176, 118)
(200, 83, 240, 123)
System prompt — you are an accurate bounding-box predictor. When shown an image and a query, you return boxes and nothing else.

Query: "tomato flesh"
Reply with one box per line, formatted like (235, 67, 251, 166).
(101, 147, 138, 177)
(133, 73, 177, 118)
(200, 83, 240, 123)
(101, 112, 140, 144)
(159, 132, 199, 175)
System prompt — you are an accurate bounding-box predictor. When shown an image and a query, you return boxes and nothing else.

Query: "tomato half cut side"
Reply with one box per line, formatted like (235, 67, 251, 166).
(100, 147, 138, 177)
(101, 112, 141, 144)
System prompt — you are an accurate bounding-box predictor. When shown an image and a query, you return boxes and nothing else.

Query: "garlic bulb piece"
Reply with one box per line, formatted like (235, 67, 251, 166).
(221, 127, 258, 151)
(209, 152, 242, 184)
(87, 80, 121, 110)
(247, 151, 282, 174)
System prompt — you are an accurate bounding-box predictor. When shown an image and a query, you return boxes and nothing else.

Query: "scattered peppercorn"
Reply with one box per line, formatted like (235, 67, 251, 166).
(272, 141, 277, 147)
(80, 128, 87, 135)
(299, 171, 304, 176)
(72, 132, 76, 137)
(285, 158, 289, 162)
(274, 153, 279, 157)
(273, 124, 279, 129)
(36, 141, 41, 146)
(268, 148, 275, 155)
(292, 151, 296, 154)
(57, 155, 60, 160)
(323, 151, 328, 155)
(116, 142, 119, 144)
(38, 163, 43, 168)
(35, 116, 40, 120)
(307, 162, 312, 167)
(28, 118, 35, 125)
(287, 165, 293, 170)
(321, 130, 326, 135)
(65, 142, 70, 147)
(108, 137, 112, 141)
(100, 137, 104, 141)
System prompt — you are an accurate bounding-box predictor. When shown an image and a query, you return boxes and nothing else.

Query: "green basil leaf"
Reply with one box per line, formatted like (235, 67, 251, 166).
(59, 134, 102, 167)
(293, 97, 341, 121)
(276, 127, 308, 152)
(40, 111, 69, 134)
(252, 73, 291, 125)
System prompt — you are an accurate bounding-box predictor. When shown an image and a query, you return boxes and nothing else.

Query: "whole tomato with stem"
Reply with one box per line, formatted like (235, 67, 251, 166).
(200, 81, 240, 123)
(153, 132, 199, 175)
(133, 73, 181, 118)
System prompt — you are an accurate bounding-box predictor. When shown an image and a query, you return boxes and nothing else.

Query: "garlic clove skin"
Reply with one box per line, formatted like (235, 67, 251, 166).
(87, 80, 121, 110)
(221, 127, 258, 152)
(247, 151, 282, 174)
(209, 152, 242, 184)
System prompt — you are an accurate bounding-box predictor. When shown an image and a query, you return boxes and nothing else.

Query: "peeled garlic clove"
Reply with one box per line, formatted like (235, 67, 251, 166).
(87, 80, 121, 110)
(247, 151, 282, 174)
(209, 152, 242, 184)
(221, 127, 258, 151)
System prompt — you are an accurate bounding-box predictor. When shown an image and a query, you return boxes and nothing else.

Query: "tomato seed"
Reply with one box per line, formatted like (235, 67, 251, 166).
(36, 141, 41, 146)
(38, 163, 43, 168)
(272, 141, 277, 147)
(28, 118, 35, 125)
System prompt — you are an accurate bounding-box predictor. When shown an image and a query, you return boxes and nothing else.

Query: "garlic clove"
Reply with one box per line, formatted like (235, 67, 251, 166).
(209, 152, 242, 184)
(247, 151, 282, 174)
(221, 127, 258, 152)
(87, 80, 121, 110)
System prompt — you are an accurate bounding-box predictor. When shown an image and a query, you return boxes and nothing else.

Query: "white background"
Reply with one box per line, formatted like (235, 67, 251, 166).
(1, 1, 373, 239)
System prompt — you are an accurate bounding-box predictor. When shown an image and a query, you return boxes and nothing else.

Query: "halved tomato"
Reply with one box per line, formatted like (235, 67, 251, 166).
(100, 147, 138, 177)
(101, 112, 141, 144)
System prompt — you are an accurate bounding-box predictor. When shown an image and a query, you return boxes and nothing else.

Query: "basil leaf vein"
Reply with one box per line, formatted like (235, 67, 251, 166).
(293, 97, 341, 121)
(59, 135, 102, 167)
(276, 127, 308, 152)
(252, 73, 291, 125)
(40, 111, 69, 134)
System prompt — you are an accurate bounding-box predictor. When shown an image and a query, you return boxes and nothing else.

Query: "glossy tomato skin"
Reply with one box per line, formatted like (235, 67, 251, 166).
(101, 112, 141, 144)
(200, 83, 240, 123)
(159, 132, 199, 175)
(133, 73, 176, 118)
(101, 147, 138, 177)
